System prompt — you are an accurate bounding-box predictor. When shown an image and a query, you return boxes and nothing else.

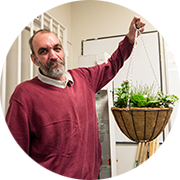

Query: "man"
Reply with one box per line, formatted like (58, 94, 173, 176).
(6, 16, 145, 179)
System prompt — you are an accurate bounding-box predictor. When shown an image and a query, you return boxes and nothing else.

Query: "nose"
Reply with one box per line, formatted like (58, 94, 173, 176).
(49, 49, 59, 61)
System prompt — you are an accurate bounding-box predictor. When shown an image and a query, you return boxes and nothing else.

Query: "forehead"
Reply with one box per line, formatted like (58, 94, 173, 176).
(33, 32, 61, 50)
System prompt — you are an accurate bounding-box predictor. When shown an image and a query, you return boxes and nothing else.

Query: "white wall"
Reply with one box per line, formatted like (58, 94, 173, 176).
(71, 0, 180, 180)
(3, 4, 73, 113)
(71, 1, 155, 68)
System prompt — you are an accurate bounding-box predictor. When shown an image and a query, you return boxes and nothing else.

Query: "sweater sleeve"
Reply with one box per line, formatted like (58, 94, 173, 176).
(79, 35, 133, 93)
(0, 99, 29, 180)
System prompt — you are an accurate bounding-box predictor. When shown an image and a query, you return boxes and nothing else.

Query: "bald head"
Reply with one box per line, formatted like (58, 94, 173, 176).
(29, 29, 62, 57)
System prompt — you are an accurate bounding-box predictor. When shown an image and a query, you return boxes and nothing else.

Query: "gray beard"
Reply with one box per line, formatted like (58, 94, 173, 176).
(47, 62, 65, 79)
(36, 58, 65, 79)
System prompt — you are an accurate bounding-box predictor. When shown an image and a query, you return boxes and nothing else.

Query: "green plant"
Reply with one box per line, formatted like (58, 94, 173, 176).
(114, 80, 179, 108)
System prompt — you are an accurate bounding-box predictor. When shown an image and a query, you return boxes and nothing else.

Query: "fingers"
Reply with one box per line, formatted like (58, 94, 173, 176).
(133, 16, 146, 30)
(139, 27, 145, 34)
(127, 16, 146, 44)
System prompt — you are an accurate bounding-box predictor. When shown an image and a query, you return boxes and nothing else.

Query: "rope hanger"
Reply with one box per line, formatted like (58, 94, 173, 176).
(126, 24, 159, 110)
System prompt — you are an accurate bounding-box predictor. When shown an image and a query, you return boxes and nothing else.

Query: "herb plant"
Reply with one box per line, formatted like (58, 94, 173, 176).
(114, 80, 179, 108)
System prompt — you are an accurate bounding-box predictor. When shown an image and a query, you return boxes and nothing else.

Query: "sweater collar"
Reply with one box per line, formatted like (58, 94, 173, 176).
(38, 69, 74, 88)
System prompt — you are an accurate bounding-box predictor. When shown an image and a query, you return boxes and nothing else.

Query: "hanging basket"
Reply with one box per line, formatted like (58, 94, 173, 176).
(111, 107, 173, 142)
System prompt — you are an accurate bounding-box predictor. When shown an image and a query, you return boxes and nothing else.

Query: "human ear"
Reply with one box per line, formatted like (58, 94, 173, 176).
(30, 54, 39, 66)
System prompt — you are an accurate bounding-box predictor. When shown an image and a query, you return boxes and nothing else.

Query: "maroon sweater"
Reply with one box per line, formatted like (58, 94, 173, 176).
(6, 36, 133, 179)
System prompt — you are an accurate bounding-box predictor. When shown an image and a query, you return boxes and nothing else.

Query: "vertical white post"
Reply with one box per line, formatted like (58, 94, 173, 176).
(164, 37, 174, 151)
(50, 18, 53, 31)
(30, 21, 34, 79)
(63, 28, 68, 70)
(57, 24, 62, 49)
(17, 34, 21, 84)
(57, 24, 60, 38)
(107, 83, 117, 177)
(41, 13, 44, 29)
(30, 4, 34, 180)
(0, 0, 7, 136)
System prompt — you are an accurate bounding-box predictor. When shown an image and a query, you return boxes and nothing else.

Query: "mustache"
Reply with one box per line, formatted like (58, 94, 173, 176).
(47, 60, 65, 67)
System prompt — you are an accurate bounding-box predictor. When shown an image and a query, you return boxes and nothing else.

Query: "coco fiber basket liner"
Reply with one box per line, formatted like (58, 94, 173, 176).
(111, 107, 173, 142)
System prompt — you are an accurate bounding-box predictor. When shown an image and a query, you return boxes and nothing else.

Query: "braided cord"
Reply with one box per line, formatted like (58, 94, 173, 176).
(126, 25, 160, 110)
(126, 25, 142, 110)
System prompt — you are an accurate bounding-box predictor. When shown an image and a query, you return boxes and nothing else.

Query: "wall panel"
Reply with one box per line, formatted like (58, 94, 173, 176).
(1, 12, 67, 115)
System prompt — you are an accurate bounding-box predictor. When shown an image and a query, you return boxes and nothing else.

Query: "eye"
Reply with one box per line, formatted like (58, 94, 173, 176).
(38, 48, 48, 55)
(54, 46, 62, 52)
(54, 44, 63, 52)
(54, 47, 61, 52)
